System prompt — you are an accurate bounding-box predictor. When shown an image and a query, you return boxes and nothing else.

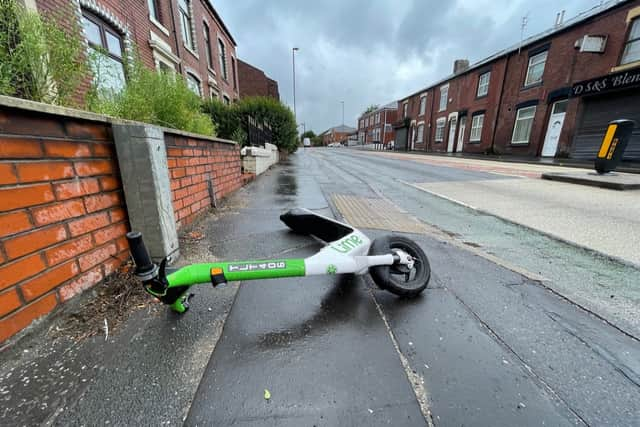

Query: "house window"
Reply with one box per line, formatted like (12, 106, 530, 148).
(438, 84, 448, 112)
(376, 113, 380, 124)
(231, 57, 237, 89)
(222, 95, 230, 105)
(82, 11, 125, 93)
(147, 0, 160, 22)
(511, 106, 536, 144)
(218, 39, 228, 80)
(359, 120, 364, 129)
(416, 123, 424, 143)
(186, 73, 201, 97)
(477, 72, 490, 97)
(209, 85, 218, 100)
(365, 117, 369, 127)
(524, 51, 547, 86)
(419, 95, 426, 115)
(435, 118, 446, 142)
(621, 18, 640, 65)
(403, 102, 408, 118)
(470, 114, 484, 141)
(178, 0, 194, 50)
(203, 22, 213, 70)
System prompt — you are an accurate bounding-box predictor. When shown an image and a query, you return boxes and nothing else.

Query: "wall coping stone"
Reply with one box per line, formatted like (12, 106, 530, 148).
(0, 95, 237, 146)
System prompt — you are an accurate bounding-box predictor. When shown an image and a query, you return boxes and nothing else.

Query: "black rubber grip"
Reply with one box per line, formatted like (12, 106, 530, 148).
(126, 231, 155, 275)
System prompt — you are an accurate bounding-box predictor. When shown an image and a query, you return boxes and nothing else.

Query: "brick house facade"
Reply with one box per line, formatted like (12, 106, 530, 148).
(320, 125, 357, 146)
(357, 102, 398, 146)
(237, 59, 280, 100)
(394, 0, 640, 161)
(34, 0, 239, 103)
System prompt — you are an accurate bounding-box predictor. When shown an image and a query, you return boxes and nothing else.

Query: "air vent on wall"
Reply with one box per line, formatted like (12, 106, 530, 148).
(574, 35, 607, 53)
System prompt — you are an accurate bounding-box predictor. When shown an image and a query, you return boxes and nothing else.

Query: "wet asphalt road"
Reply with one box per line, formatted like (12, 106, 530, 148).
(187, 149, 640, 426)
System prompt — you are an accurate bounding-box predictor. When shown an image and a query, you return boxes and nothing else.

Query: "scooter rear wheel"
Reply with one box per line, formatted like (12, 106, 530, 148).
(368, 235, 430, 297)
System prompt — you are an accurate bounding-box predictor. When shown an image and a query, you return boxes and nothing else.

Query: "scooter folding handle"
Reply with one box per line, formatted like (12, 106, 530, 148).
(126, 231, 157, 279)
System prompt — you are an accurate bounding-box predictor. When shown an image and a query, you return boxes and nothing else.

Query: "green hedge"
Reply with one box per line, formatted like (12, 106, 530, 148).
(203, 96, 298, 153)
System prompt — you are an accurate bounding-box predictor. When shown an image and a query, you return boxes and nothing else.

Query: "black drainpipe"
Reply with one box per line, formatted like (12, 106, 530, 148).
(490, 57, 510, 154)
(168, 0, 184, 75)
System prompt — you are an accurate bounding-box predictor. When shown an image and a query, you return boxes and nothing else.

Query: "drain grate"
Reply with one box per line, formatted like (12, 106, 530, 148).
(331, 194, 428, 234)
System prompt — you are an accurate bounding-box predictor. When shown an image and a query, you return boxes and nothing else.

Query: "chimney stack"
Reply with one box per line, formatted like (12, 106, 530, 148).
(555, 10, 566, 26)
(453, 59, 470, 74)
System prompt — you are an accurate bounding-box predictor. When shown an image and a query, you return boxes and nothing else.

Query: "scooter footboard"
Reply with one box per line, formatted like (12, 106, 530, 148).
(280, 208, 354, 242)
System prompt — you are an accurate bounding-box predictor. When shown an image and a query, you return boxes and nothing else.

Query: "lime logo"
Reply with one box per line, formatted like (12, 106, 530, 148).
(327, 264, 337, 274)
(331, 235, 364, 253)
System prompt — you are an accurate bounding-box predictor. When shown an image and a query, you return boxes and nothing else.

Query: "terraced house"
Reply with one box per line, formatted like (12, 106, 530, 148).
(357, 102, 398, 146)
(31, 0, 240, 103)
(395, 0, 640, 162)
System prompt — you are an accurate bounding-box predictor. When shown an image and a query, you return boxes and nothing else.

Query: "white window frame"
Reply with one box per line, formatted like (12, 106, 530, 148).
(178, 0, 195, 52)
(218, 37, 228, 81)
(477, 72, 490, 97)
(469, 114, 484, 142)
(621, 17, 640, 65)
(186, 72, 202, 97)
(524, 51, 547, 86)
(511, 106, 537, 145)
(402, 102, 408, 118)
(435, 118, 446, 142)
(416, 122, 424, 143)
(418, 95, 427, 116)
(438, 84, 448, 112)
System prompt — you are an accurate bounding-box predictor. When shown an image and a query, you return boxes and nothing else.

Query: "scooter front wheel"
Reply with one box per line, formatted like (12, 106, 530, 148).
(368, 235, 430, 297)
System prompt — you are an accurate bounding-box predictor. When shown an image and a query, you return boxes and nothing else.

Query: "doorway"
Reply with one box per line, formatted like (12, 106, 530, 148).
(541, 100, 568, 157)
(456, 116, 466, 152)
(447, 116, 457, 153)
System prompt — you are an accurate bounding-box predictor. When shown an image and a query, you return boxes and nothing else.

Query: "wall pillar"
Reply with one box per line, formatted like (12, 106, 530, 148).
(113, 124, 179, 261)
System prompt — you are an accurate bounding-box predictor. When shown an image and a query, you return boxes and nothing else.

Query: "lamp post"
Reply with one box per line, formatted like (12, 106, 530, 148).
(292, 47, 299, 123)
(340, 101, 344, 126)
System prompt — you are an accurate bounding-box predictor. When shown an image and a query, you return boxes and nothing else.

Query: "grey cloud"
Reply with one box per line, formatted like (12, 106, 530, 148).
(214, 0, 603, 133)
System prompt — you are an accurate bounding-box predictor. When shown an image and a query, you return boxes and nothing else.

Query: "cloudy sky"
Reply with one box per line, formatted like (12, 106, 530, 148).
(215, 0, 605, 133)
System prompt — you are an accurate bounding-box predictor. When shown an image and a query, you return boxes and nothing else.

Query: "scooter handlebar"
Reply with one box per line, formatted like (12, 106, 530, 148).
(126, 231, 156, 278)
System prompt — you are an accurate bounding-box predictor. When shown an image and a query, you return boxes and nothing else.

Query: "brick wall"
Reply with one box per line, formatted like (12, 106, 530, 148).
(36, 0, 239, 102)
(0, 107, 129, 343)
(166, 134, 242, 230)
(0, 99, 245, 344)
(237, 59, 280, 100)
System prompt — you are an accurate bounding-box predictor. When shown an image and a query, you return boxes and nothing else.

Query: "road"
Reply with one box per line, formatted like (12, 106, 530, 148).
(2, 148, 639, 426)
(186, 148, 640, 426)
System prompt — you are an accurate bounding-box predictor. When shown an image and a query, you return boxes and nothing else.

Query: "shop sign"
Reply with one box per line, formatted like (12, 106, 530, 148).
(572, 69, 640, 96)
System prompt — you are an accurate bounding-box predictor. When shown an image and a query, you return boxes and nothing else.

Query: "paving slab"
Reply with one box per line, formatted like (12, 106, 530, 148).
(185, 247, 426, 426)
(541, 171, 640, 190)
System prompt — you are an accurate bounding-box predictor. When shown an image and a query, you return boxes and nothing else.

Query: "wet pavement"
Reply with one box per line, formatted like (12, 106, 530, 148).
(2, 148, 639, 426)
(187, 149, 640, 426)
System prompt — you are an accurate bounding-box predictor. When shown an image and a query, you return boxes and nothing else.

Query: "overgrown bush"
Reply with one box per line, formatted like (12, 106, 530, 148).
(203, 96, 298, 153)
(87, 59, 215, 136)
(0, 0, 87, 106)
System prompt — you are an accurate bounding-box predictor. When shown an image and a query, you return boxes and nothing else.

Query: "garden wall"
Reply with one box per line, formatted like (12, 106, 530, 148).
(0, 96, 243, 344)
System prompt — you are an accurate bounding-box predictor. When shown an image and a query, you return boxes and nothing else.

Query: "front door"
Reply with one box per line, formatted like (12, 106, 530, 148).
(447, 117, 457, 153)
(456, 116, 466, 152)
(542, 100, 568, 157)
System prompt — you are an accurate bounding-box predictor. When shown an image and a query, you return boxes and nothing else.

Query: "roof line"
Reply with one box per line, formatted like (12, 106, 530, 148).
(205, 1, 237, 46)
(399, 0, 631, 101)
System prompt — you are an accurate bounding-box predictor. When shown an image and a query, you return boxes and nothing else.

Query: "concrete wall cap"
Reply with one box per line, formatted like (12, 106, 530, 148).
(0, 95, 237, 146)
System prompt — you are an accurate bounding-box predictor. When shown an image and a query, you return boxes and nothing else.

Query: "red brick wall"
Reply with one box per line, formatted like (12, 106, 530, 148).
(358, 108, 398, 145)
(494, 2, 639, 156)
(36, 0, 239, 102)
(237, 59, 280, 100)
(166, 134, 241, 230)
(0, 107, 129, 343)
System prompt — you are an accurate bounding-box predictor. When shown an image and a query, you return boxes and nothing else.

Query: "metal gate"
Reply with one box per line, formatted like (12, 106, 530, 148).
(571, 89, 640, 161)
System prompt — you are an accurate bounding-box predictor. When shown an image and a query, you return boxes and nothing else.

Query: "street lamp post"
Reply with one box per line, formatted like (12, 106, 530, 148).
(340, 101, 344, 126)
(292, 47, 299, 123)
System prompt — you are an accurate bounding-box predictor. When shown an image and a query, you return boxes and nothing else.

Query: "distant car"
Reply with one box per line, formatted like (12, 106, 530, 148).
(303, 137, 311, 147)
(328, 142, 342, 147)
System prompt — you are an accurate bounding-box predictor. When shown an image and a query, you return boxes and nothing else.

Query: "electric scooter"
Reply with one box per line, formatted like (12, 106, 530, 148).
(126, 208, 431, 313)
